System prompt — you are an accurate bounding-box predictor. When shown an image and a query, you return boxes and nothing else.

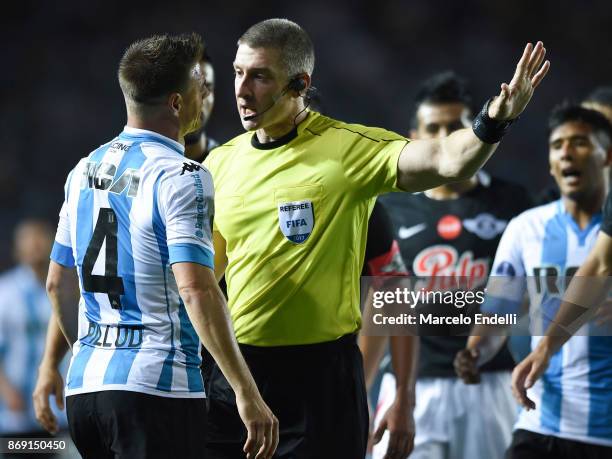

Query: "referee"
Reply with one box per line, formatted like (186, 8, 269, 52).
(204, 18, 549, 458)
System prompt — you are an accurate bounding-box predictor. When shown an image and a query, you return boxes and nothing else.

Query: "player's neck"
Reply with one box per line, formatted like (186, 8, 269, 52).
(255, 108, 309, 144)
(562, 190, 605, 229)
(424, 176, 478, 200)
(126, 116, 180, 144)
(184, 132, 207, 161)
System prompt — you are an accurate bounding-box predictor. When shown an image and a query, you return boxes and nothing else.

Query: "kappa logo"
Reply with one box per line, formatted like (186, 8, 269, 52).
(181, 162, 202, 176)
(463, 213, 507, 240)
(278, 200, 314, 244)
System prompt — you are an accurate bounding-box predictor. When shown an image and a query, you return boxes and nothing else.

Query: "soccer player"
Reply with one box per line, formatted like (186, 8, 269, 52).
(184, 47, 219, 163)
(0, 220, 69, 458)
(371, 72, 531, 459)
(203, 18, 548, 458)
(457, 105, 612, 458)
(43, 33, 277, 459)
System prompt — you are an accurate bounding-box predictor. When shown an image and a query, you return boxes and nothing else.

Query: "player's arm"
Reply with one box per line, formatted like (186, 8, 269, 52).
(33, 312, 70, 434)
(396, 42, 549, 192)
(455, 326, 509, 384)
(512, 230, 612, 409)
(455, 215, 527, 384)
(173, 262, 278, 459)
(45, 261, 79, 345)
(372, 335, 418, 457)
(213, 230, 228, 282)
(163, 167, 277, 459)
(0, 367, 25, 413)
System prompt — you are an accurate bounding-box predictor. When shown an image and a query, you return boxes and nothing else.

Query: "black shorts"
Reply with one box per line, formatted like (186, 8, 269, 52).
(66, 390, 207, 459)
(202, 334, 369, 459)
(506, 429, 612, 459)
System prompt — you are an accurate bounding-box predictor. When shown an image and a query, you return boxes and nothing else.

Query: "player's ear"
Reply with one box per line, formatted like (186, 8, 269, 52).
(605, 146, 612, 167)
(409, 129, 418, 139)
(168, 93, 182, 117)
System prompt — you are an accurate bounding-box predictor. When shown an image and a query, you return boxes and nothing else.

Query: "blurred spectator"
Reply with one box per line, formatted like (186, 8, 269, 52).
(0, 220, 67, 457)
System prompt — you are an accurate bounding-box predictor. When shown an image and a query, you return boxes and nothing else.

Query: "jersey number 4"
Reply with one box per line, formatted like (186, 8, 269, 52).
(82, 208, 124, 309)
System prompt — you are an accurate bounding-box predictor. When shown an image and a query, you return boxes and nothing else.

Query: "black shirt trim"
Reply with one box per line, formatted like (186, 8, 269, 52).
(251, 127, 298, 150)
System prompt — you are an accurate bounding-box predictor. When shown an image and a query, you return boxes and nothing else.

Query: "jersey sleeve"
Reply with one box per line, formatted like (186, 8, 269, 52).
(157, 163, 215, 269)
(481, 216, 527, 314)
(602, 190, 612, 237)
(340, 125, 408, 200)
(50, 170, 76, 268)
(364, 201, 408, 276)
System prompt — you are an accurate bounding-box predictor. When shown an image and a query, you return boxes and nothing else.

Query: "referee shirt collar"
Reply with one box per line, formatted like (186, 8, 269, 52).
(250, 111, 315, 150)
(120, 126, 185, 156)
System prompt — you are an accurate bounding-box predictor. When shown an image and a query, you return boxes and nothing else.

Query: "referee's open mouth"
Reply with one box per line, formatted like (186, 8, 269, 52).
(241, 105, 257, 118)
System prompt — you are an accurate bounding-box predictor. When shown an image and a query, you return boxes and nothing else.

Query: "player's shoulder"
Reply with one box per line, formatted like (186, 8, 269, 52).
(0, 266, 25, 295)
(378, 190, 422, 210)
(480, 172, 533, 211)
(305, 111, 407, 142)
(511, 200, 560, 228)
(484, 173, 529, 195)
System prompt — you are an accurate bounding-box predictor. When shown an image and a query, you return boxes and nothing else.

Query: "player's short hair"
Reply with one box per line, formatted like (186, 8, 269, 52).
(548, 103, 612, 148)
(584, 86, 612, 107)
(238, 18, 315, 78)
(118, 33, 204, 106)
(412, 71, 473, 129)
(14, 219, 54, 240)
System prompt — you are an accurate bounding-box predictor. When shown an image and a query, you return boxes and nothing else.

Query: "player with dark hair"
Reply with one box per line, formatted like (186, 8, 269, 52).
(583, 86, 612, 123)
(184, 47, 219, 163)
(370, 71, 532, 459)
(41, 33, 277, 459)
(458, 104, 612, 458)
(204, 18, 548, 458)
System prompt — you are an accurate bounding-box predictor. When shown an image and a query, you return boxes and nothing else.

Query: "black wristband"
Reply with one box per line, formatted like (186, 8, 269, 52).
(472, 98, 517, 144)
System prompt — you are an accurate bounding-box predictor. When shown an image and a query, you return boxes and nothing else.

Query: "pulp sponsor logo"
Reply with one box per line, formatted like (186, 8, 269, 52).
(412, 245, 489, 290)
(437, 215, 462, 240)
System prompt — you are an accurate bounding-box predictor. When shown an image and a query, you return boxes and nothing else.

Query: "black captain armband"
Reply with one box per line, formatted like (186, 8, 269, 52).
(472, 98, 518, 144)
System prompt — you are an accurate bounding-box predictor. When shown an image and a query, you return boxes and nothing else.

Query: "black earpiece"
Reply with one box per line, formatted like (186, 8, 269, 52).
(287, 77, 306, 92)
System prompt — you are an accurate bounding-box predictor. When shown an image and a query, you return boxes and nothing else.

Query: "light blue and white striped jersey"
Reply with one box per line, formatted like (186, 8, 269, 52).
(0, 265, 68, 434)
(50, 127, 214, 399)
(482, 199, 612, 446)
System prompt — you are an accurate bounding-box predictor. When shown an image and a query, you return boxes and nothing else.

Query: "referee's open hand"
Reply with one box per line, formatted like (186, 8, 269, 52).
(236, 391, 279, 459)
(488, 41, 550, 121)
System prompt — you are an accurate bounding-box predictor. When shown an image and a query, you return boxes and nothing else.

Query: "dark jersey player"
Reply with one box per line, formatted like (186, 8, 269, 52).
(371, 72, 532, 459)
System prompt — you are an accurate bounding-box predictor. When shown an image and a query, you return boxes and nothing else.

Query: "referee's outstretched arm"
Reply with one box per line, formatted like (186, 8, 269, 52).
(396, 42, 550, 193)
(173, 262, 279, 459)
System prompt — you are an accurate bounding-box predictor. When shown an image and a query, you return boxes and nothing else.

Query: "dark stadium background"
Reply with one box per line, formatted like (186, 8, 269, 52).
(1, 0, 610, 269)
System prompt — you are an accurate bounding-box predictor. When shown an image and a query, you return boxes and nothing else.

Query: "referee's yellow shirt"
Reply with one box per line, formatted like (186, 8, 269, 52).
(204, 111, 408, 346)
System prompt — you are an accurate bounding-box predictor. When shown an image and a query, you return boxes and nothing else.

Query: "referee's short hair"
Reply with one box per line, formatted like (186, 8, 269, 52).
(118, 33, 204, 107)
(238, 18, 315, 78)
(411, 71, 473, 129)
(548, 103, 612, 149)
